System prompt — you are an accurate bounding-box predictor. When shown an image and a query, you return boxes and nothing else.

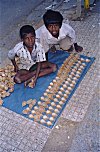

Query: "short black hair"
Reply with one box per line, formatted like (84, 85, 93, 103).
(43, 10, 63, 28)
(20, 25, 36, 39)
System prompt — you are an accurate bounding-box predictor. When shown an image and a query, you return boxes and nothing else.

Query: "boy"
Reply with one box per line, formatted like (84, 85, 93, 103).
(36, 10, 83, 59)
(8, 25, 57, 87)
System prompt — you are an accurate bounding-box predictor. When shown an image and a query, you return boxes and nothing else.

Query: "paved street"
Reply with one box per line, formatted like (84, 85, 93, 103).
(0, 0, 99, 152)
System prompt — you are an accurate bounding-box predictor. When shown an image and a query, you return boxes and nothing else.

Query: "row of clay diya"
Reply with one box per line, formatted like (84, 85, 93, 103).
(0, 65, 16, 105)
(21, 54, 90, 126)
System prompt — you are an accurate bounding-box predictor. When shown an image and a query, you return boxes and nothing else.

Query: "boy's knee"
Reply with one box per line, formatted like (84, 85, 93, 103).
(14, 76, 21, 84)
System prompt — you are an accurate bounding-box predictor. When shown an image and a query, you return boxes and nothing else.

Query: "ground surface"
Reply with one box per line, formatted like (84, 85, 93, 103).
(0, 0, 99, 152)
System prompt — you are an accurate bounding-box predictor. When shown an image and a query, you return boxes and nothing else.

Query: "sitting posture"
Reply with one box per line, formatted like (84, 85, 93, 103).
(36, 10, 83, 60)
(8, 25, 57, 87)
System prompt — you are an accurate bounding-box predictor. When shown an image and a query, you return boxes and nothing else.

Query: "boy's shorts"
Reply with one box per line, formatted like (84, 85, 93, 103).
(29, 63, 38, 72)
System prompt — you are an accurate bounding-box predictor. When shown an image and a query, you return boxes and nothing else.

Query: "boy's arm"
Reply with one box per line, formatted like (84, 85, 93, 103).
(11, 58, 19, 72)
(34, 62, 41, 86)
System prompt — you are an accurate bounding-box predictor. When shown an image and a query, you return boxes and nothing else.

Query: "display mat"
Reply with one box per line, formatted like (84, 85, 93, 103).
(2, 50, 95, 128)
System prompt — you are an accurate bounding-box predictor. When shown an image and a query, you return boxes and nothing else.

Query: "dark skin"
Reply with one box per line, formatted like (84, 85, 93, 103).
(11, 33, 57, 87)
(47, 23, 83, 52)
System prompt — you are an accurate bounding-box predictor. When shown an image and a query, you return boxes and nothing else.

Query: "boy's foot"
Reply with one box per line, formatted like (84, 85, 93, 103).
(24, 79, 31, 87)
(14, 77, 21, 83)
(75, 45, 83, 52)
(66, 45, 74, 52)
(24, 76, 35, 87)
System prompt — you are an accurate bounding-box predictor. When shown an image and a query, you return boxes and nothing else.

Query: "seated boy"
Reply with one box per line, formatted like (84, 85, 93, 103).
(8, 25, 57, 87)
(36, 10, 83, 60)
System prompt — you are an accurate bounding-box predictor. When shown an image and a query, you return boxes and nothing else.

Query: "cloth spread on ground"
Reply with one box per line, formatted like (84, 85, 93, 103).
(2, 50, 95, 128)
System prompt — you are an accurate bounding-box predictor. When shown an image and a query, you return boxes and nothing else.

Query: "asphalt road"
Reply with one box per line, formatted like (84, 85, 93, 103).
(0, 0, 44, 37)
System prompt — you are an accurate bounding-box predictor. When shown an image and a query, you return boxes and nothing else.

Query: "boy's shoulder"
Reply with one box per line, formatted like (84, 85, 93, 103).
(14, 42, 23, 51)
(35, 42, 44, 49)
(36, 25, 48, 36)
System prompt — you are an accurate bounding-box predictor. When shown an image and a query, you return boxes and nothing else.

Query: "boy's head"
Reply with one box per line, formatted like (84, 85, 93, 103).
(43, 10, 63, 37)
(20, 25, 36, 49)
(20, 25, 36, 39)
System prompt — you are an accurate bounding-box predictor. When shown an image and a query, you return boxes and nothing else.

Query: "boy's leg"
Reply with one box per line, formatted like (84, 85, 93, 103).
(38, 61, 57, 77)
(24, 61, 57, 86)
(41, 61, 57, 71)
(14, 69, 36, 84)
(14, 62, 57, 85)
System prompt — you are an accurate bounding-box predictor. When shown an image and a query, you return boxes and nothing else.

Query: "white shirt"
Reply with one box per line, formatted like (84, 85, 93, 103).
(36, 23, 76, 53)
(8, 42, 46, 70)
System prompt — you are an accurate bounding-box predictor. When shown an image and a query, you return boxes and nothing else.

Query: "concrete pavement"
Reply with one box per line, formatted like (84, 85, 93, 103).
(0, 0, 99, 152)
(0, 0, 44, 37)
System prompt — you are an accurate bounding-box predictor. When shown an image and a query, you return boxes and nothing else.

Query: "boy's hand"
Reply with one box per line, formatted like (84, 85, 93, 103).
(32, 77, 37, 87)
(50, 45, 56, 53)
(11, 59, 19, 72)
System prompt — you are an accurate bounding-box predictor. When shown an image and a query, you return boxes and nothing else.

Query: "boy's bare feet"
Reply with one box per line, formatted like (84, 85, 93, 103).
(66, 45, 74, 52)
(75, 45, 83, 52)
(24, 76, 35, 87)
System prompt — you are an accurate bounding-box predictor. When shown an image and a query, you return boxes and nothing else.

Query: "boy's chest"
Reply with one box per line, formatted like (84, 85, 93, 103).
(46, 33, 66, 44)
(31, 50, 37, 62)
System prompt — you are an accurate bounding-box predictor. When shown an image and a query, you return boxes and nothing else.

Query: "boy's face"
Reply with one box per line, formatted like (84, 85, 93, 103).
(22, 33, 35, 49)
(47, 23, 60, 38)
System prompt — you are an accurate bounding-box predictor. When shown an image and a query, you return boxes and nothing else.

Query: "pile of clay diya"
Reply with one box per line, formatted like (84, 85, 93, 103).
(22, 54, 91, 127)
(0, 65, 16, 105)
